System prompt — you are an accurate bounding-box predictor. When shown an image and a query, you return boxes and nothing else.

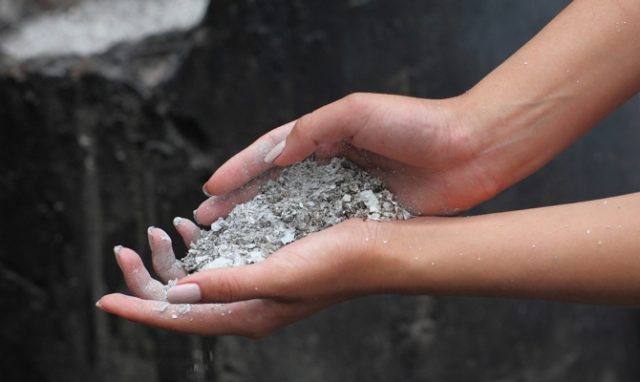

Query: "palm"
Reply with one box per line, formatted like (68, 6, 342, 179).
(98, 219, 373, 337)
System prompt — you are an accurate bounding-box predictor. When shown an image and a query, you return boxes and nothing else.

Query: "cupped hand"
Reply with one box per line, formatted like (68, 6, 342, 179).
(97, 218, 390, 337)
(196, 92, 498, 225)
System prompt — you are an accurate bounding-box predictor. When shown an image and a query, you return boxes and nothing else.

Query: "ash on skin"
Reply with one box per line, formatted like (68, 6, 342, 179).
(182, 157, 411, 272)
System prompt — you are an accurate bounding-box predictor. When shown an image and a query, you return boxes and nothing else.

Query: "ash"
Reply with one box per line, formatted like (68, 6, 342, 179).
(182, 158, 411, 272)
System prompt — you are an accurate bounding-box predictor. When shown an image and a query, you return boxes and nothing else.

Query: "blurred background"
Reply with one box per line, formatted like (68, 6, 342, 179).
(1, 0, 639, 381)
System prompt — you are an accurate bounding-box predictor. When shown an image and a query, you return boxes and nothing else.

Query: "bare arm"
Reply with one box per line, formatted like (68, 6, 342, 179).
(198, 1, 640, 219)
(98, 1, 640, 335)
(375, 193, 640, 305)
(462, 0, 640, 191)
(97, 193, 640, 336)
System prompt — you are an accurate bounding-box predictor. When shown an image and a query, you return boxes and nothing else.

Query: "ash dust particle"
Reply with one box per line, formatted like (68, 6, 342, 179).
(182, 157, 411, 272)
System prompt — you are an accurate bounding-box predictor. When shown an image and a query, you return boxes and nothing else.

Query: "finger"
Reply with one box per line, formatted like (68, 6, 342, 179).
(114, 246, 166, 300)
(173, 217, 201, 247)
(194, 168, 281, 226)
(193, 184, 260, 226)
(167, 220, 370, 304)
(166, 260, 282, 304)
(203, 120, 295, 196)
(273, 96, 364, 167)
(101, 221, 374, 335)
(148, 227, 187, 282)
(275, 94, 434, 168)
(97, 293, 284, 337)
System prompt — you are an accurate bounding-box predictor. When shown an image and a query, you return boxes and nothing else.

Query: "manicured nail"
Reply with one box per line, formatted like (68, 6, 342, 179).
(147, 226, 155, 235)
(193, 209, 198, 222)
(167, 283, 202, 304)
(173, 217, 183, 227)
(160, 231, 171, 242)
(264, 140, 286, 163)
(95, 300, 103, 309)
(202, 184, 213, 197)
(113, 245, 123, 262)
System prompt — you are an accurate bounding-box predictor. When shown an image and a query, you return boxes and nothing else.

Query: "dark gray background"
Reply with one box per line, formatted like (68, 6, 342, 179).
(1, 1, 639, 381)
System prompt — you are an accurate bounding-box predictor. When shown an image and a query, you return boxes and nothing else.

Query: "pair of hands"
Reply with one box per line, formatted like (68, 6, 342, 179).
(97, 93, 503, 336)
(98, 0, 640, 333)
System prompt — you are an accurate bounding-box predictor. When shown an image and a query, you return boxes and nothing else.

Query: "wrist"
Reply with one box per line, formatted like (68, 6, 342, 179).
(454, 84, 573, 194)
(364, 218, 462, 295)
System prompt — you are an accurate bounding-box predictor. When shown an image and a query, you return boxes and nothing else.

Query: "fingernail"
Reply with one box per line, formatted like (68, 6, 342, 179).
(173, 217, 183, 227)
(264, 140, 286, 163)
(160, 231, 171, 242)
(147, 226, 155, 235)
(193, 209, 198, 221)
(95, 300, 103, 309)
(202, 184, 213, 197)
(167, 283, 202, 304)
(113, 245, 123, 263)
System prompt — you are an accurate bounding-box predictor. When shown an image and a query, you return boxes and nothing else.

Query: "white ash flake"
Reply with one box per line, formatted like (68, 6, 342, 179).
(177, 304, 192, 315)
(182, 157, 411, 272)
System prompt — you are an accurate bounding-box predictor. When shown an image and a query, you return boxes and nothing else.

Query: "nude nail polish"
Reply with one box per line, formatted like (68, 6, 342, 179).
(167, 283, 202, 304)
(264, 140, 286, 163)
(173, 217, 183, 227)
(113, 245, 123, 266)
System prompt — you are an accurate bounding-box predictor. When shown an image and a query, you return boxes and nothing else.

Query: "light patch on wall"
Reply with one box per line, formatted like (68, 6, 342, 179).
(1, 0, 209, 61)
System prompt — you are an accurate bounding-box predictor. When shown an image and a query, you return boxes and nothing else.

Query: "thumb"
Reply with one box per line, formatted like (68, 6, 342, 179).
(166, 263, 278, 304)
(269, 93, 371, 166)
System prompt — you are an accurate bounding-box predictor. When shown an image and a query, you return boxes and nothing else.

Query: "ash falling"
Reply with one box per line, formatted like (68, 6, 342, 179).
(182, 158, 411, 272)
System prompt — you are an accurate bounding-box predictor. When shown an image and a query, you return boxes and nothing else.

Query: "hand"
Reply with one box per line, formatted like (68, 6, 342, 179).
(196, 93, 499, 223)
(97, 218, 386, 337)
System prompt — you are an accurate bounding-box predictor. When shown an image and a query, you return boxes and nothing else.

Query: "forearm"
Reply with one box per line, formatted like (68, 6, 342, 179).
(460, 0, 640, 191)
(371, 192, 640, 305)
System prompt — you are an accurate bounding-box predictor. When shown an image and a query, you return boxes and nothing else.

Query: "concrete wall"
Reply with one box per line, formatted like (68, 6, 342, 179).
(1, 1, 638, 381)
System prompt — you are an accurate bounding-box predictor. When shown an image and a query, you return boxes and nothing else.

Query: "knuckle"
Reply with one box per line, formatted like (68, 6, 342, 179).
(291, 113, 313, 138)
(340, 93, 372, 129)
(213, 273, 240, 302)
(342, 92, 369, 111)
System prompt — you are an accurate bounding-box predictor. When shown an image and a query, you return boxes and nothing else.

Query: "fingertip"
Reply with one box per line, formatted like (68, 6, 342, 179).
(116, 247, 141, 268)
(264, 140, 286, 164)
(202, 184, 213, 197)
(167, 283, 202, 304)
(96, 293, 126, 312)
(160, 230, 171, 243)
(193, 197, 226, 226)
(174, 217, 201, 247)
(204, 167, 229, 197)
(113, 245, 123, 265)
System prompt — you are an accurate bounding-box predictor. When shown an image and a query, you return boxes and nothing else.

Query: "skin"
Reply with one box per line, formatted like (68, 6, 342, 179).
(98, 0, 640, 337)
